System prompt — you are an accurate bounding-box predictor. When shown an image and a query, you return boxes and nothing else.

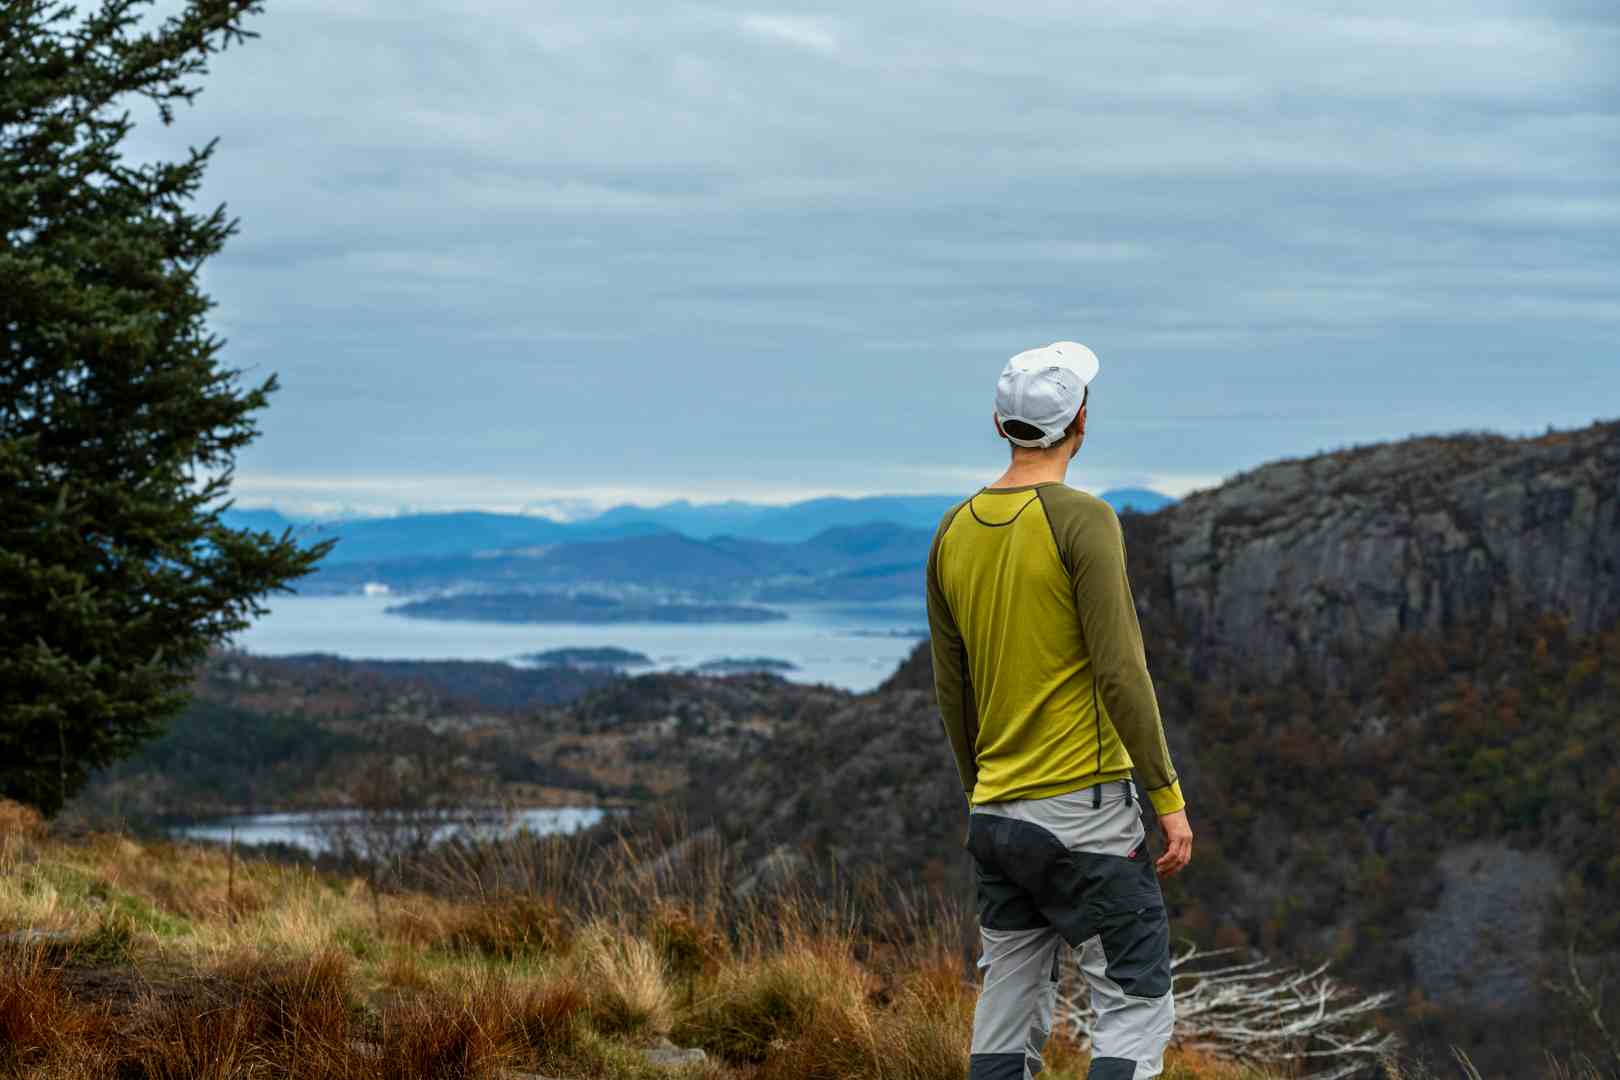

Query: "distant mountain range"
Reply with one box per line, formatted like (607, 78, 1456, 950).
(244, 489, 1175, 607)
(584, 489, 1174, 543)
(218, 509, 666, 565)
(303, 522, 940, 604)
(222, 487, 1175, 567)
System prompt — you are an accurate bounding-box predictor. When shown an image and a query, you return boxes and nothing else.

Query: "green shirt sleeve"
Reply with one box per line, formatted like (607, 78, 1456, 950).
(1039, 488, 1185, 816)
(926, 502, 979, 801)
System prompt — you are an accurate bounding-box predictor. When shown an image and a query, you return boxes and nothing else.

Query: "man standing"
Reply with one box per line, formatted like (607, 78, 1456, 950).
(926, 342, 1193, 1080)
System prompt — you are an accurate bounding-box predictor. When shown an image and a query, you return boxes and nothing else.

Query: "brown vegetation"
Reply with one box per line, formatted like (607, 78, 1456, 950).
(0, 815, 1308, 1080)
(5, 813, 1604, 1080)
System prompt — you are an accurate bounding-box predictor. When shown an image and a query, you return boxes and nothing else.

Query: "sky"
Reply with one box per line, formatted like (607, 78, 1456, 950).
(129, 0, 1619, 518)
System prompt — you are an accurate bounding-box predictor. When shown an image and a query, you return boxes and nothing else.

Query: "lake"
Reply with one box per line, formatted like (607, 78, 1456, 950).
(173, 806, 608, 855)
(230, 592, 926, 693)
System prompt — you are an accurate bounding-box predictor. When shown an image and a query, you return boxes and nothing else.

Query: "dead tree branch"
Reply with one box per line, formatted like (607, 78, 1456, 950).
(1054, 942, 1399, 1080)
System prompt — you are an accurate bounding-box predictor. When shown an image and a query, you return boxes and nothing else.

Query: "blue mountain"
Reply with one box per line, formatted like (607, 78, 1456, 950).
(221, 510, 668, 565)
(219, 508, 306, 535)
(228, 488, 1174, 567)
(580, 489, 1172, 542)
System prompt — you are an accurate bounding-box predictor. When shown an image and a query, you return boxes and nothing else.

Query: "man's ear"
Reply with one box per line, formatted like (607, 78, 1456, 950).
(993, 412, 1006, 440)
(1066, 408, 1086, 458)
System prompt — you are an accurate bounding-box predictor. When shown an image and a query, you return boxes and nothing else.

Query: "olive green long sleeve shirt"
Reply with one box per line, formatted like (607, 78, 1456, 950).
(925, 482, 1185, 816)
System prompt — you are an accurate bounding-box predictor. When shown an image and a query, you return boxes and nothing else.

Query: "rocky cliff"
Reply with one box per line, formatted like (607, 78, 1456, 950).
(1160, 422, 1619, 679)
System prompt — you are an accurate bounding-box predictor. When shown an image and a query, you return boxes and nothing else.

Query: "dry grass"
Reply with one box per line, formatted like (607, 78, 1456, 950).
(510, 974, 589, 1060)
(0, 944, 110, 1073)
(572, 919, 678, 1037)
(1156, 1046, 1287, 1080)
(675, 932, 871, 1064)
(0, 819, 1346, 1080)
(442, 891, 572, 961)
(373, 974, 516, 1080)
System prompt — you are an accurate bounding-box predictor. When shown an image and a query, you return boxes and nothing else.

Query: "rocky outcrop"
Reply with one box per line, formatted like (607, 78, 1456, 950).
(1406, 843, 1561, 1015)
(1161, 422, 1619, 679)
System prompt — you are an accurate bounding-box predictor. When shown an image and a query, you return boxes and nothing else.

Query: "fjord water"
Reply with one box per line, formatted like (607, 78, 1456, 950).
(230, 592, 925, 693)
(173, 806, 608, 854)
(192, 595, 922, 851)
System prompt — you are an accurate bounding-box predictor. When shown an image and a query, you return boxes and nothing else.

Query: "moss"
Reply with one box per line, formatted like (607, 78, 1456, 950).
(29, 861, 190, 941)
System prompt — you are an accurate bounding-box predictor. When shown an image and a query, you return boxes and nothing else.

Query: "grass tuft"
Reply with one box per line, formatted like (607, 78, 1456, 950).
(70, 910, 137, 966)
(0, 945, 107, 1073)
(675, 936, 870, 1064)
(375, 975, 515, 1080)
(573, 921, 676, 1037)
(511, 974, 589, 1060)
(125, 989, 267, 1080)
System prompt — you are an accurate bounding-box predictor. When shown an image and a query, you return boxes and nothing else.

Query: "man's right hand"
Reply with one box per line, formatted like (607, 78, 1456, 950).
(1155, 809, 1192, 877)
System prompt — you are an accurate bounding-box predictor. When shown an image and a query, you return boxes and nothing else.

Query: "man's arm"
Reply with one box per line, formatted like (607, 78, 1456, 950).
(1045, 491, 1184, 816)
(926, 512, 978, 803)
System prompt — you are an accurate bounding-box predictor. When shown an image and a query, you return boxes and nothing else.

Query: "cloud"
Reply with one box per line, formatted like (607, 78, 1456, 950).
(738, 14, 840, 53)
(110, 0, 1620, 512)
(1445, 195, 1620, 226)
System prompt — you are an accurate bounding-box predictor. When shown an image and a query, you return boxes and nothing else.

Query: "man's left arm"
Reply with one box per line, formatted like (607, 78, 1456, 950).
(1061, 500, 1184, 817)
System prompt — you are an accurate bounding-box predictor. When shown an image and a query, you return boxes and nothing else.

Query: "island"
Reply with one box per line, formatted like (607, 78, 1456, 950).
(846, 628, 928, 639)
(691, 657, 799, 675)
(522, 646, 655, 670)
(385, 592, 788, 625)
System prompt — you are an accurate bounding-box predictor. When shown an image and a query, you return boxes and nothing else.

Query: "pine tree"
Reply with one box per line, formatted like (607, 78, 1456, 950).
(0, 0, 333, 814)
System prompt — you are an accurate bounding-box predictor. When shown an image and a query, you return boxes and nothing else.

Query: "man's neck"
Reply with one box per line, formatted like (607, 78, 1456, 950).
(988, 453, 1071, 490)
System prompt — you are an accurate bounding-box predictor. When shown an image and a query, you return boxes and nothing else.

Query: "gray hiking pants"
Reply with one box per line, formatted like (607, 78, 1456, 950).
(965, 780, 1175, 1080)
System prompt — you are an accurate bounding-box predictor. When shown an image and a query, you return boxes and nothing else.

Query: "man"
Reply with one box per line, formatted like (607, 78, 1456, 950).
(926, 341, 1193, 1080)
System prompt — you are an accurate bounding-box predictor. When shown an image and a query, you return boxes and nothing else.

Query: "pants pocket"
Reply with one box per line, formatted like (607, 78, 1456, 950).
(1097, 903, 1171, 998)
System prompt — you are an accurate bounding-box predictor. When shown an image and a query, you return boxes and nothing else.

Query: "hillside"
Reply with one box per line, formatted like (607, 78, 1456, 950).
(68, 652, 850, 825)
(71, 652, 625, 822)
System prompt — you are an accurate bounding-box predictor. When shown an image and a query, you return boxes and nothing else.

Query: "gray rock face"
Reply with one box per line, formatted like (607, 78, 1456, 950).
(1407, 842, 1561, 1014)
(1161, 423, 1619, 679)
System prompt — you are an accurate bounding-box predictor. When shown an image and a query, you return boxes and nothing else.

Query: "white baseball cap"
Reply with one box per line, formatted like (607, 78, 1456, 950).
(994, 341, 1100, 448)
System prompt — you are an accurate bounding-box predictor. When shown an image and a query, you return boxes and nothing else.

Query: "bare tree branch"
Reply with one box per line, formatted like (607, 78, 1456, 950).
(1053, 942, 1400, 1080)
(1542, 939, 1620, 1074)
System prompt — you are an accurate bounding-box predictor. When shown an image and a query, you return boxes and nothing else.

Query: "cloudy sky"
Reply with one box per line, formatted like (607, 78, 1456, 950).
(131, 0, 1618, 518)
